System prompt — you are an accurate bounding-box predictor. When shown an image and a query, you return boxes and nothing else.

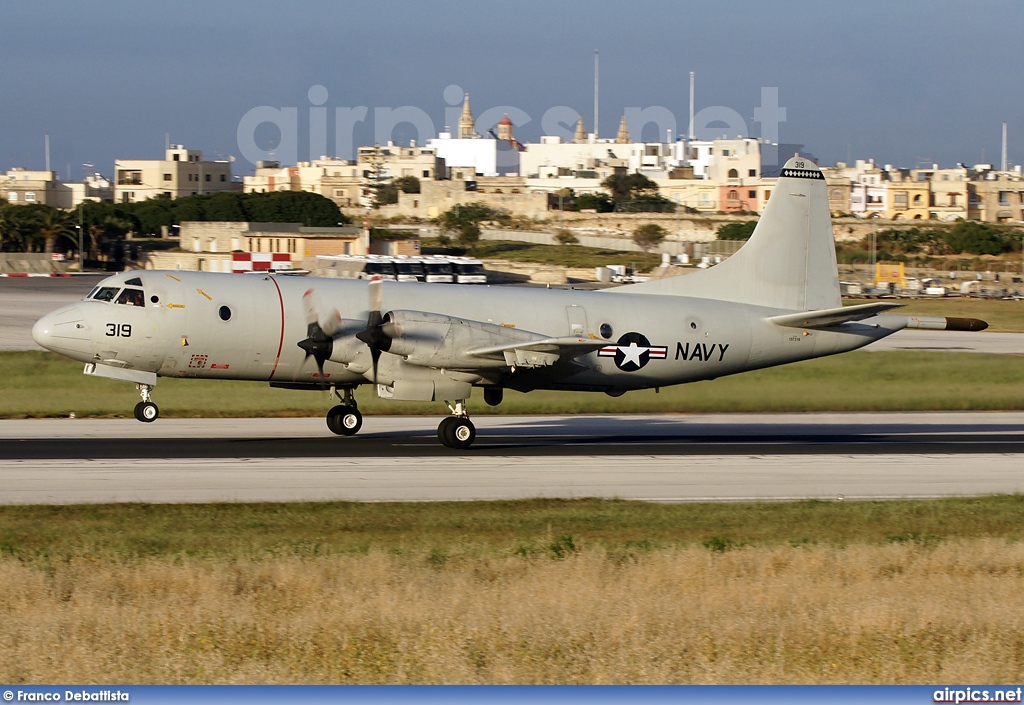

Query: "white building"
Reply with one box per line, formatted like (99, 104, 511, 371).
(114, 145, 233, 203)
(427, 132, 498, 178)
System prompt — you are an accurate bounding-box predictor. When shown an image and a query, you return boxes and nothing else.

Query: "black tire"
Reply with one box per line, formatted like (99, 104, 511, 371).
(326, 405, 344, 434)
(448, 418, 476, 449)
(437, 416, 457, 446)
(135, 401, 158, 423)
(327, 405, 361, 436)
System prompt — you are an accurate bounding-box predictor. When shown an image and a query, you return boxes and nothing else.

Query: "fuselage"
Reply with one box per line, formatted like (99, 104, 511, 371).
(32, 270, 897, 397)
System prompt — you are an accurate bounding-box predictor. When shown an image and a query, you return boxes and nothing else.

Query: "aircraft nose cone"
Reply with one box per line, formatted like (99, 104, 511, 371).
(31, 315, 53, 349)
(32, 306, 91, 358)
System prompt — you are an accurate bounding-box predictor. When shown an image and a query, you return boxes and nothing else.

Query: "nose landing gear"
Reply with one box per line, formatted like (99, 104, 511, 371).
(134, 384, 158, 423)
(326, 386, 362, 436)
(438, 399, 475, 449)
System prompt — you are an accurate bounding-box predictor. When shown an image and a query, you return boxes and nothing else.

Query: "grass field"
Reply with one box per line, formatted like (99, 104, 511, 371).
(1, 350, 1022, 418)
(2, 497, 1024, 683)
(854, 296, 1024, 333)
(426, 238, 662, 271)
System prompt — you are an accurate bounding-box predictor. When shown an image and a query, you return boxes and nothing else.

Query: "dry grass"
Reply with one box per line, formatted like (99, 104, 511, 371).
(3, 540, 1024, 684)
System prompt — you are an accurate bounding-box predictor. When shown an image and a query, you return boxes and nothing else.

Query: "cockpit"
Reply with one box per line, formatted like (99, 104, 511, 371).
(85, 277, 150, 307)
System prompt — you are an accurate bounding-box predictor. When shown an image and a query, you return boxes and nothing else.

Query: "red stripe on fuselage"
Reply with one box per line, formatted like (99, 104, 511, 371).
(268, 276, 286, 380)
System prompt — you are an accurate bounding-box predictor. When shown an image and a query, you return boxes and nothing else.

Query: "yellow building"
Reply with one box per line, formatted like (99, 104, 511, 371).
(884, 170, 930, 220)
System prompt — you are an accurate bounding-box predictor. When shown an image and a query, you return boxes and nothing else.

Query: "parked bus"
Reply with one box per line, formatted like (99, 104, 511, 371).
(391, 256, 425, 283)
(421, 256, 455, 284)
(450, 257, 487, 284)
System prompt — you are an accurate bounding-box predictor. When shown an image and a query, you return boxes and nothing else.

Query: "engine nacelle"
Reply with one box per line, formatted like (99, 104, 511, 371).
(379, 310, 538, 369)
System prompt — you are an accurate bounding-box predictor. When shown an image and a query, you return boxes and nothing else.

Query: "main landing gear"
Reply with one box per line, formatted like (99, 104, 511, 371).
(134, 384, 158, 423)
(438, 399, 475, 449)
(326, 386, 362, 436)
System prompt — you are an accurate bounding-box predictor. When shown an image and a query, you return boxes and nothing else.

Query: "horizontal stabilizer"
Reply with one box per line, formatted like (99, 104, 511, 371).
(768, 302, 904, 329)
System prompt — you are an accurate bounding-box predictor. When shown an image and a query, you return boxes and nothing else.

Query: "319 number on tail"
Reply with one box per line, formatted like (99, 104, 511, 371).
(105, 323, 132, 337)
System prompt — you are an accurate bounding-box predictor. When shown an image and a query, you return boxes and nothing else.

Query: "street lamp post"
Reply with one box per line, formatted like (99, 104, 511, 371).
(79, 163, 93, 273)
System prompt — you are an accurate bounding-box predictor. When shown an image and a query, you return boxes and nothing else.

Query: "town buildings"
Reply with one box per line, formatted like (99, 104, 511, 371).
(2, 168, 111, 208)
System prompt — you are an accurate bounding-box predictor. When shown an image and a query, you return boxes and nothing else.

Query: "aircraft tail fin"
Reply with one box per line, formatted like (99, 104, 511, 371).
(617, 155, 841, 311)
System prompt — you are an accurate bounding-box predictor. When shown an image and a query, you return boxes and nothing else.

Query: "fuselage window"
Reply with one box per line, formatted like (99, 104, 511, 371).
(600, 323, 613, 339)
(115, 288, 145, 307)
(218, 306, 231, 321)
(92, 287, 120, 302)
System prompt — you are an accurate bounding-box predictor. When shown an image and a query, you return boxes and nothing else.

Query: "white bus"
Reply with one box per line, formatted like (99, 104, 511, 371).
(450, 257, 487, 284)
(421, 256, 455, 284)
(391, 256, 426, 283)
(316, 255, 397, 280)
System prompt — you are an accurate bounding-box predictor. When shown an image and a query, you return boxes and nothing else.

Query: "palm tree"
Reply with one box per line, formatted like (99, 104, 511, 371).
(37, 208, 76, 265)
(0, 206, 15, 252)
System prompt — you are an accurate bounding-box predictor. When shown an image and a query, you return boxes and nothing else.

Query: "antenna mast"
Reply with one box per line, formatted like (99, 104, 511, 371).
(593, 49, 599, 140)
(688, 72, 695, 140)
(1002, 122, 1008, 172)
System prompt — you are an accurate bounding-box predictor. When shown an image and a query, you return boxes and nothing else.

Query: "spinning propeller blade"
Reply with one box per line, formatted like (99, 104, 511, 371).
(354, 277, 390, 384)
(297, 288, 343, 383)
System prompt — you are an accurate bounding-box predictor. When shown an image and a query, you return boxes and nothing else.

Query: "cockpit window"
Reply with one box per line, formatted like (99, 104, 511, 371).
(85, 286, 100, 300)
(115, 288, 145, 307)
(92, 287, 120, 302)
(125, 277, 143, 286)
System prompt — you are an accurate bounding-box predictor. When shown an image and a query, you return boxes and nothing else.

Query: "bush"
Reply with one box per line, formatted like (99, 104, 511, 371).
(943, 221, 1012, 255)
(554, 229, 579, 246)
(633, 223, 667, 253)
(717, 221, 758, 240)
(574, 193, 614, 213)
(393, 176, 420, 194)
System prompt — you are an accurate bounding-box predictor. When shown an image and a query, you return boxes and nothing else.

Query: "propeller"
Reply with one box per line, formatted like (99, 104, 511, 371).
(297, 288, 343, 382)
(354, 277, 392, 384)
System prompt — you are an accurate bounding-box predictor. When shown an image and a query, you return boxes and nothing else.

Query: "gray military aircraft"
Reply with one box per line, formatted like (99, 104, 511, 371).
(32, 156, 985, 448)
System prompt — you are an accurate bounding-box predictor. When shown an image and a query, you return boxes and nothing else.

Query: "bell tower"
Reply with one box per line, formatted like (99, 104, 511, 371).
(458, 93, 476, 138)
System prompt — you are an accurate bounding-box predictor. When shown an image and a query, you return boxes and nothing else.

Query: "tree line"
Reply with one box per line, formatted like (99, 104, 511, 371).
(0, 191, 349, 260)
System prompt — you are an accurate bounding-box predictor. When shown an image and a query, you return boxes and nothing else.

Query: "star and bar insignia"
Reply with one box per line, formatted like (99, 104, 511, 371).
(598, 332, 668, 372)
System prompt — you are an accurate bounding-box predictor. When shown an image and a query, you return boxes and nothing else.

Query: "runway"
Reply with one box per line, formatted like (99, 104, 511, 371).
(1, 413, 1022, 504)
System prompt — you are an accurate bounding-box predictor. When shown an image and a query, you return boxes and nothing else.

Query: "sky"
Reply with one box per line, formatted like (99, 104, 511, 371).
(3, 0, 1024, 178)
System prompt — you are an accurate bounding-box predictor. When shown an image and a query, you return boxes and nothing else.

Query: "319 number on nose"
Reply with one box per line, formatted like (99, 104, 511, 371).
(105, 323, 132, 337)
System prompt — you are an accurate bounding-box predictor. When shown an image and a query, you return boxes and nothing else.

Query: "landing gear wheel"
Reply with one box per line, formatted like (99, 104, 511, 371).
(444, 418, 476, 450)
(134, 401, 159, 423)
(437, 416, 457, 443)
(327, 405, 362, 436)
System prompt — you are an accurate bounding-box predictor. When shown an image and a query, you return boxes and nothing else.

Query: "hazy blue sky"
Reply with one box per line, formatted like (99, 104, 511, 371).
(3, 0, 1023, 177)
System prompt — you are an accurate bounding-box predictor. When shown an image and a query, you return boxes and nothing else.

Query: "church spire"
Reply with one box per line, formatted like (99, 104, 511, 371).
(573, 117, 587, 144)
(458, 93, 476, 138)
(615, 114, 631, 144)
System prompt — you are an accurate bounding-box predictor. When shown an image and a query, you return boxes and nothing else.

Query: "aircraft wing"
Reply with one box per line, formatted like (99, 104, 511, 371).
(465, 336, 606, 368)
(767, 302, 904, 329)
